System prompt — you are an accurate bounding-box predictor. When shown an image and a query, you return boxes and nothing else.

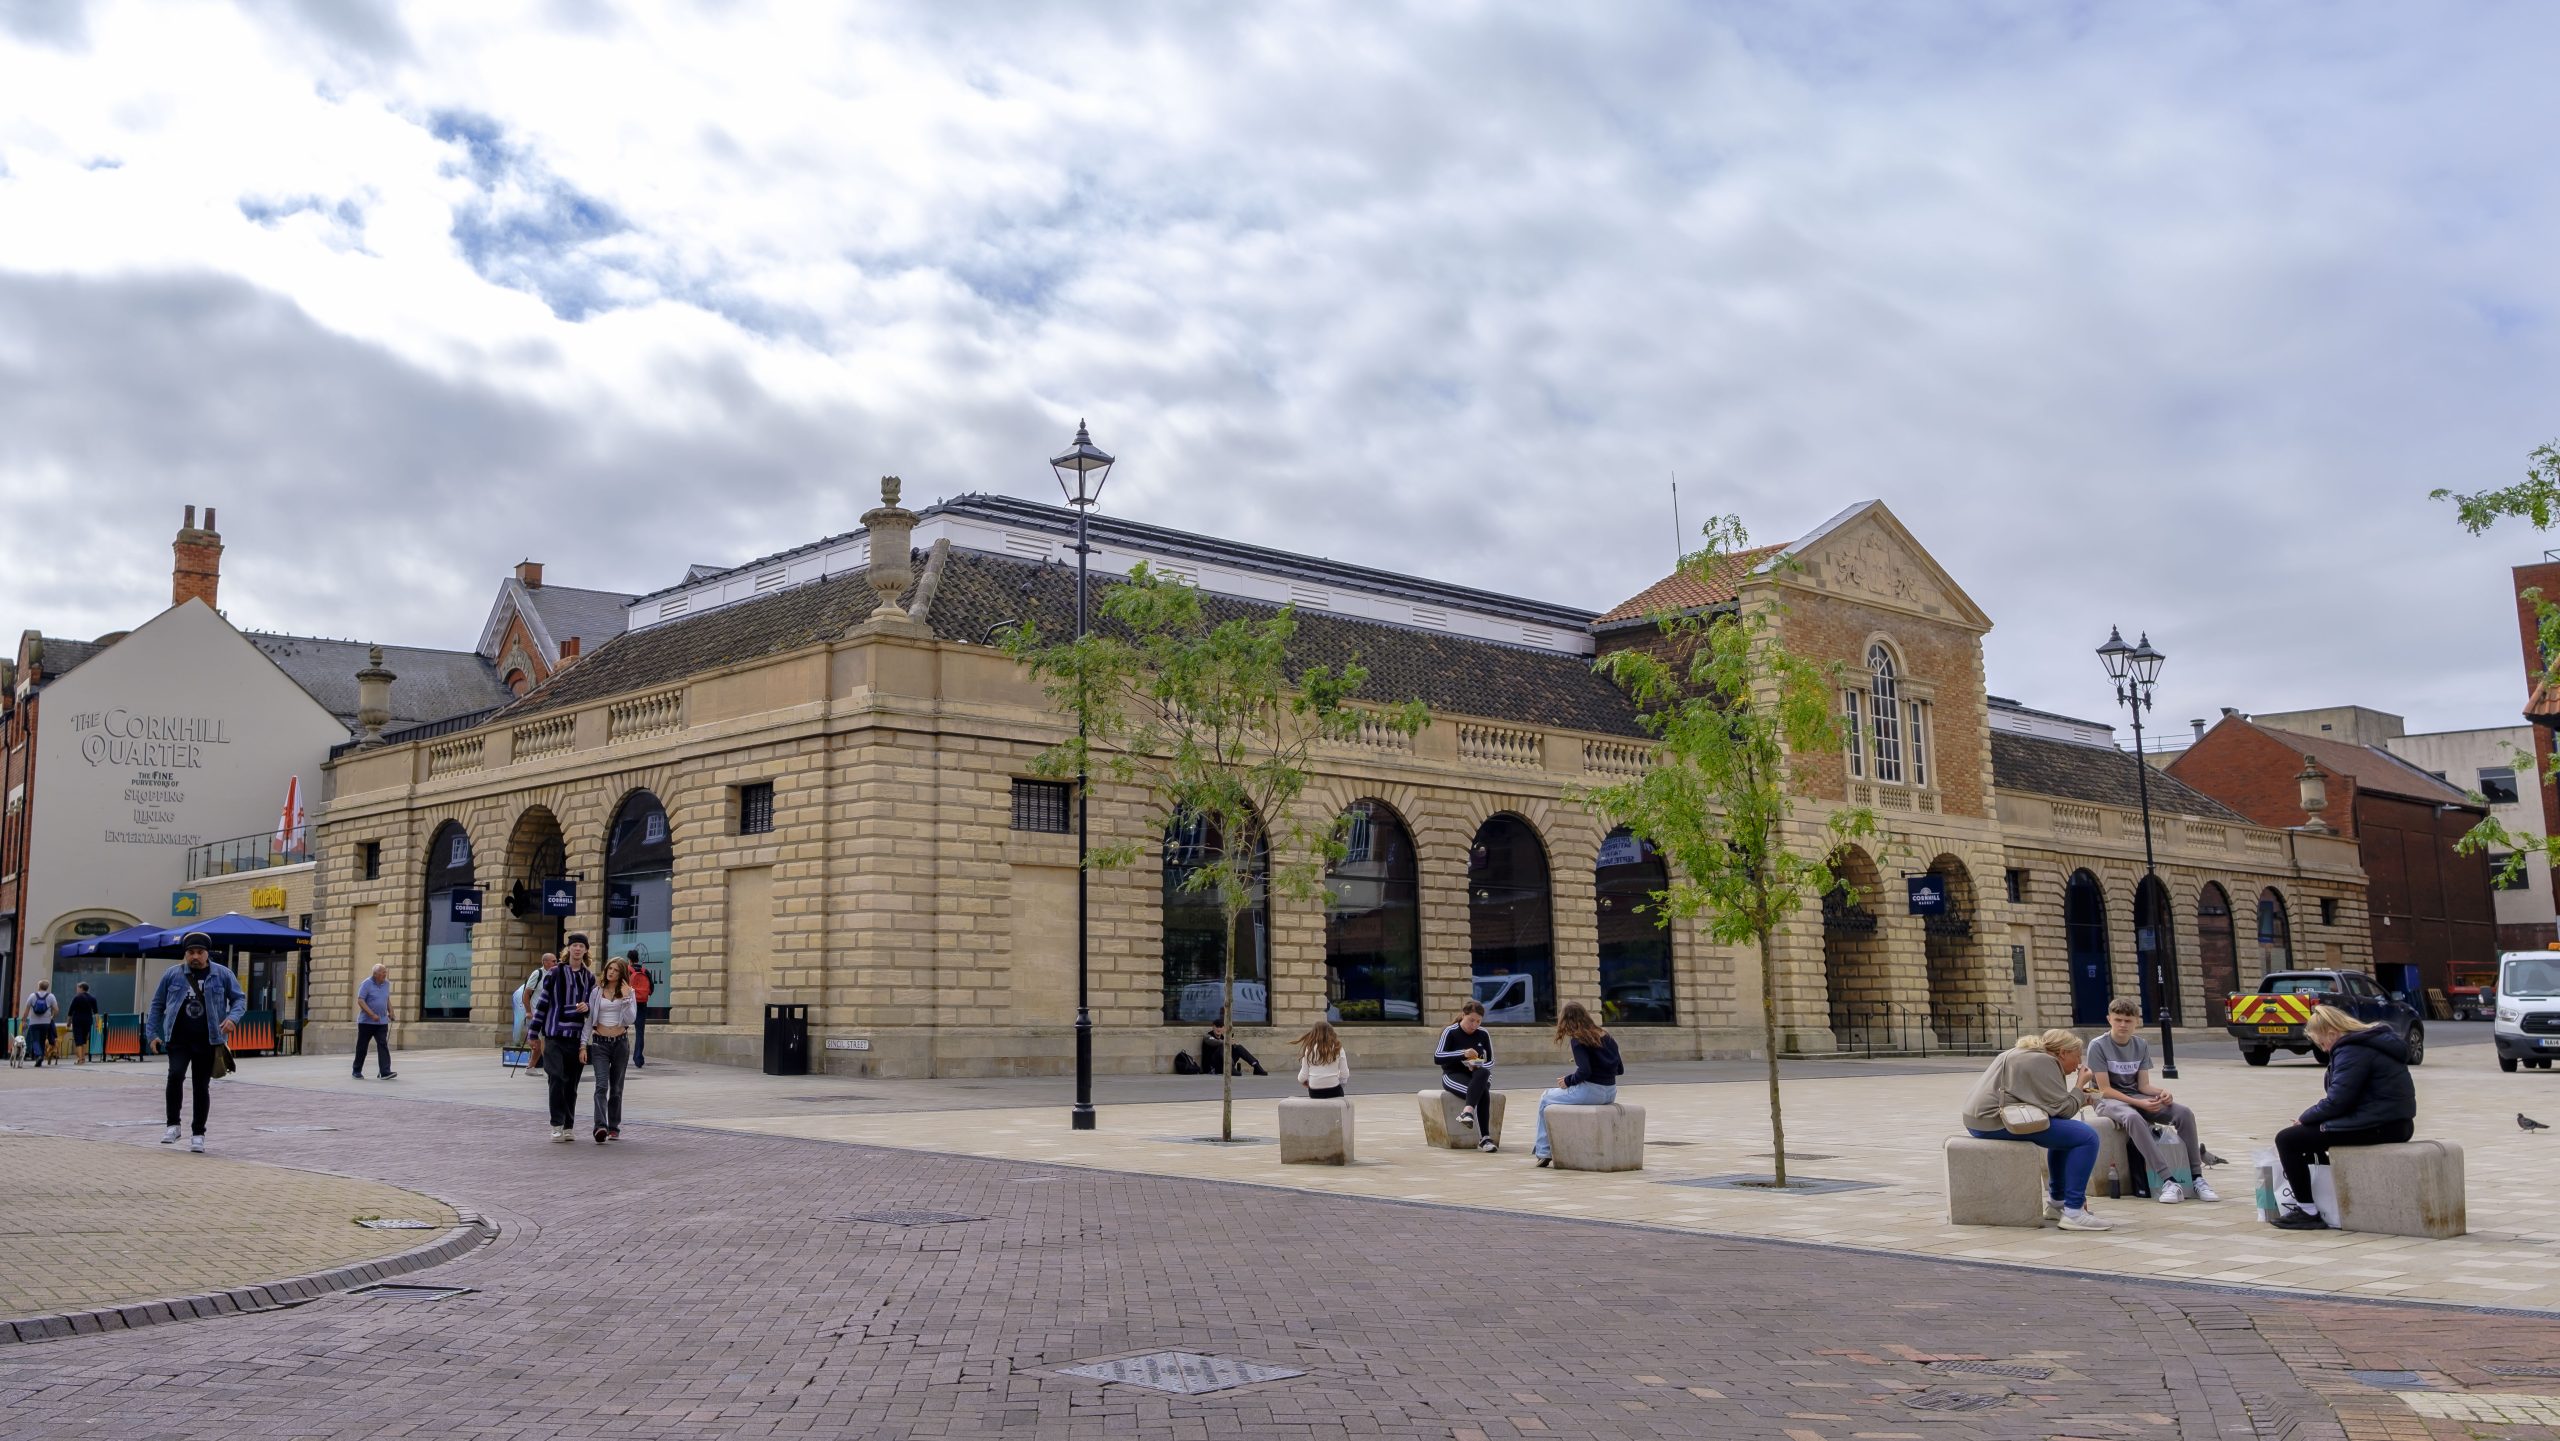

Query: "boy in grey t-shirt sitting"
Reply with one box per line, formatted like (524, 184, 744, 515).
(2085, 997, 2220, 1203)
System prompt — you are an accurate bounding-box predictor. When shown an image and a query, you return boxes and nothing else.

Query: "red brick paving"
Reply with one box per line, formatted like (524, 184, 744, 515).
(1, 1081, 2556, 1439)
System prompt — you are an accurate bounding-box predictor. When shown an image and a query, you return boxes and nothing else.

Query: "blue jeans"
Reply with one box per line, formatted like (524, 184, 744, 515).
(1533, 1082, 1618, 1158)
(1968, 1117, 2099, 1209)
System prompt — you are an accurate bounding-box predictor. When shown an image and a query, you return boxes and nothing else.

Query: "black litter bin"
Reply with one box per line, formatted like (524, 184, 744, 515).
(762, 1004, 809, 1076)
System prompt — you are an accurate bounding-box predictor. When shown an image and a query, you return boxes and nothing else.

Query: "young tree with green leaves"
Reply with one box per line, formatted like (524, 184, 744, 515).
(2434, 441, 2560, 882)
(1584, 516, 1878, 1187)
(1006, 563, 1428, 1140)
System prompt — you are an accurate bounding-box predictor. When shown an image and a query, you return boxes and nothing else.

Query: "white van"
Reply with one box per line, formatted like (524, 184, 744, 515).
(1175, 980, 1268, 1025)
(1472, 973, 1536, 1025)
(2493, 951, 2560, 1073)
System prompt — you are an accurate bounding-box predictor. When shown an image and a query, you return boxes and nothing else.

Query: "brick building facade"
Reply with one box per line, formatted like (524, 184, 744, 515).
(307, 490, 2370, 1074)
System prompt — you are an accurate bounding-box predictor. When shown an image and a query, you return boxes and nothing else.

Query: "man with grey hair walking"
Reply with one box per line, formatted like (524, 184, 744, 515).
(354, 963, 397, 1079)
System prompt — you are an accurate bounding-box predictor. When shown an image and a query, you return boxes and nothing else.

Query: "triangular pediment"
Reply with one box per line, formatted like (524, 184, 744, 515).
(1756, 501, 1992, 632)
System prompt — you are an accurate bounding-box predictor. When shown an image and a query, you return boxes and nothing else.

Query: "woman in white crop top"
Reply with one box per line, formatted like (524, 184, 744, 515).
(1294, 1021, 1350, 1098)
(580, 956, 640, 1144)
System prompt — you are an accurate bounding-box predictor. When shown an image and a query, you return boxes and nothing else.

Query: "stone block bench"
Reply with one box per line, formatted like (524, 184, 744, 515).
(1546, 1102, 1645, 1172)
(1278, 1098, 1354, 1165)
(2329, 1139, 2466, 1238)
(1944, 1135, 2046, 1227)
(1417, 1089, 1506, 1149)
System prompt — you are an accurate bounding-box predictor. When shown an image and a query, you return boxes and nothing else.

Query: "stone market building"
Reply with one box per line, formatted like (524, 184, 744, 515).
(306, 488, 2368, 1073)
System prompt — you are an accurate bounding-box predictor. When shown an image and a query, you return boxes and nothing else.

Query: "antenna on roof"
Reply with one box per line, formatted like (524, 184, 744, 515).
(1670, 473, 1683, 570)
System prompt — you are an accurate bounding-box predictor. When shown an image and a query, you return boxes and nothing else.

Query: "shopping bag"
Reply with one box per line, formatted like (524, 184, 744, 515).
(2252, 1147, 2282, 1222)
(2146, 1124, 2194, 1195)
(2308, 1163, 2341, 1227)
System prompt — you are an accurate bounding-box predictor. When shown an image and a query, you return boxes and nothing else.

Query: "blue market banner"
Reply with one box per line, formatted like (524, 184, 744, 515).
(450, 887, 484, 924)
(540, 878, 578, 917)
(1906, 875, 1949, 916)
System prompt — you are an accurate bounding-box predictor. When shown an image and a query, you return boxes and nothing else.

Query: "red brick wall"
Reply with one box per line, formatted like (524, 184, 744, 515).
(2358, 791, 2499, 991)
(0, 682, 36, 1021)
(2514, 561, 2560, 900)
(2166, 720, 2355, 835)
(1775, 588, 1989, 818)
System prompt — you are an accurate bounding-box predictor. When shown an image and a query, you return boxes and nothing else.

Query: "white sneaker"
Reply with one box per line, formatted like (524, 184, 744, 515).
(2156, 1181, 2186, 1204)
(2058, 1206, 2112, 1232)
(1456, 1106, 1476, 1127)
(549, 1126, 569, 1143)
(1478, 1137, 1499, 1153)
(161, 1126, 180, 1145)
(2043, 1196, 2063, 1221)
(2191, 1178, 2222, 1203)
(187, 1135, 205, 1154)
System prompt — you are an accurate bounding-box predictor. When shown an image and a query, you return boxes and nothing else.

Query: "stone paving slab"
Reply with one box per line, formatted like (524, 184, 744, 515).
(0, 1132, 461, 1322)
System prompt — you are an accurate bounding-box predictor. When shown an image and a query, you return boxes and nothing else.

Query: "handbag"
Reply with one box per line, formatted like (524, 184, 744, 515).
(1999, 1102, 2049, 1135)
(210, 1043, 238, 1080)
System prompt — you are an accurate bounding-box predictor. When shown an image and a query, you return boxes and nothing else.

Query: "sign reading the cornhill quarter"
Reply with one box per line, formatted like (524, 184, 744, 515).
(68, 708, 236, 847)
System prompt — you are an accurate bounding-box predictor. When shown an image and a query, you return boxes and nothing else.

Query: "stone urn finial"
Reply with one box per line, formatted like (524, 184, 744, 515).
(863, 475, 918, 618)
(355, 645, 396, 746)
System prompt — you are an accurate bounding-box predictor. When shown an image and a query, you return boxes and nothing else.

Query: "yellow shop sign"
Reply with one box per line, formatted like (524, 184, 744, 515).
(250, 885, 288, 912)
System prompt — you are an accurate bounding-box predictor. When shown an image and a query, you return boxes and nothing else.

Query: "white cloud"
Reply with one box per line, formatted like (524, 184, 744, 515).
(2, 0, 2558, 735)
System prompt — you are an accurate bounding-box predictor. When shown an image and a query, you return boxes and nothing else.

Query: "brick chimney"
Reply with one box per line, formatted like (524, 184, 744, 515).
(515, 559, 543, 589)
(173, 505, 223, 610)
(558, 636, 581, 663)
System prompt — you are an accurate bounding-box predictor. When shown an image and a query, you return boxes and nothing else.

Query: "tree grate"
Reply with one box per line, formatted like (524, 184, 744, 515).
(1927, 1360, 2053, 1381)
(2485, 1364, 2560, 1378)
(1662, 1174, 1882, 1196)
(1902, 1389, 2015, 1412)
(1059, 1351, 1304, 1395)
(838, 1210, 982, 1227)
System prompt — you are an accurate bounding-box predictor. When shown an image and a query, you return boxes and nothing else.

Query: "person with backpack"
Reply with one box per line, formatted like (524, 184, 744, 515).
(65, 983, 99, 1064)
(20, 980, 58, 1066)
(1199, 1021, 1266, 1076)
(625, 950, 653, 1069)
(1532, 1001, 1624, 1168)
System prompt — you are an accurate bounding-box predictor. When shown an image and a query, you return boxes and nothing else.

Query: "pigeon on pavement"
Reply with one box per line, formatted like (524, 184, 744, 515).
(2522, 1114, 2551, 1133)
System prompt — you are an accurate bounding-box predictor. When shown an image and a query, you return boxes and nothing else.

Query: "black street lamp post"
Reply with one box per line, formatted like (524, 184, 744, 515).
(1051, 420, 1114, 1131)
(2096, 626, 2177, 1079)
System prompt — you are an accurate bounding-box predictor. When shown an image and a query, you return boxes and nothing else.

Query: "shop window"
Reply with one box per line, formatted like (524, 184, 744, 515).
(605, 791, 674, 1019)
(1468, 814, 1555, 1023)
(1595, 828, 1674, 1024)
(419, 821, 474, 1020)
(1324, 800, 1420, 1024)
(1162, 810, 1268, 1025)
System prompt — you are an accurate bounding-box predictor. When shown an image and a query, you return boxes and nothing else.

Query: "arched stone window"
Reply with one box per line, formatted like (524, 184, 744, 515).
(1595, 827, 1674, 1024)
(2256, 888, 2291, 976)
(1324, 800, 1421, 1024)
(2197, 883, 2238, 998)
(1868, 644, 1904, 784)
(1163, 810, 1269, 1026)
(2135, 874, 2179, 1023)
(604, 792, 674, 1016)
(1468, 814, 1555, 1024)
(420, 821, 476, 1020)
(2064, 869, 2111, 1025)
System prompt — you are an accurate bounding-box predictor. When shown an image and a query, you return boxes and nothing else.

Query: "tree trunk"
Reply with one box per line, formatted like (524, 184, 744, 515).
(1758, 927, 1788, 1188)
(1220, 905, 1238, 1142)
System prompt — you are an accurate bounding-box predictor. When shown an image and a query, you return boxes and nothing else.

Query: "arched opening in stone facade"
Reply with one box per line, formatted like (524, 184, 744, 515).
(604, 791, 674, 1018)
(1596, 827, 1674, 1025)
(1163, 808, 1269, 1026)
(1467, 813, 1555, 1025)
(1822, 844, 1890, 1045)
(2255, 888, 2291, 978)
(2197, 883, 2239, 1001)
(1324, 799, 1421, 1025)
(500, 807, 567, 1029)
(2134, 874, 2179, 1024)
(2064, 869, 2112, 1025)
(419, 821, 476, 1021)
(1922, 853, 1992, 1046)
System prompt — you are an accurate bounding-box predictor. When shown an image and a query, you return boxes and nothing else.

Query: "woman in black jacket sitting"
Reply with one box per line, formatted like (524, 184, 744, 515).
(2272, 1004, 2418, 1231)
(1533, 1002, 1625, 1168)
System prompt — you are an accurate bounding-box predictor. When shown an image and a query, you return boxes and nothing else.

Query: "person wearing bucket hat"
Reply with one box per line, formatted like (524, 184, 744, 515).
(145, 932, 245, 1153)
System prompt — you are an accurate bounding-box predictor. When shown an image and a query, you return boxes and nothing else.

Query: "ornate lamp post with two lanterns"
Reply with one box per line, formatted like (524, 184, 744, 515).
(1051, 421, 1114, 1131)
(2097, 626, 2178, 1080)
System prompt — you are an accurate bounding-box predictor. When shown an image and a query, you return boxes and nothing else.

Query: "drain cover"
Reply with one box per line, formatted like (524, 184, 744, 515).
(349, 1283, 472, 1301)
(2485, 1364, 2560, 1379)
(1750, 1151, 1840, 1161)
(256, 1125, 340, 1133)
(1928, 1361, 2053, 1381)
(1644, 1139, 1696, 1147)
(356, 1219, 440, 1230)
(839, 1210, 981, 1227)
(1059, 1352, 1304, 1395)
(1662, 1174, 1883, 1196)
(1903, 1389, 2013, 1412)
(2347, 1369, 2434, 1390)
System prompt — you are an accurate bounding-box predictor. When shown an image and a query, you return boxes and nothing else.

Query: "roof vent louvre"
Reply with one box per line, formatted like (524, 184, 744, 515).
(753, 569, 787, 592)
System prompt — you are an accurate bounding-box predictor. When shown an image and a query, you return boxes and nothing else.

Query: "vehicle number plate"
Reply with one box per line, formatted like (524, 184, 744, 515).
(2539, 1038, 2560, 1049)
(2256, 1025, 2292, 1034)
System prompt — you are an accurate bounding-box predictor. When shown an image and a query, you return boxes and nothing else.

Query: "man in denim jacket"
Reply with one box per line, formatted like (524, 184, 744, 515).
(146, 933, 246, 1153)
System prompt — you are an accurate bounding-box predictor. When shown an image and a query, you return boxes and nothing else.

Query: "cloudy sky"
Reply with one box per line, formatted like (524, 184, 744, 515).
(4, 2, 2557, 737)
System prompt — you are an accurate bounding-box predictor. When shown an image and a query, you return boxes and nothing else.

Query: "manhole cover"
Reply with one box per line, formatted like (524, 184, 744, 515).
(1662, 1174, 1883, 1196)
(2347, 1370, 2434, 1390)
(1059, 1352, 1305, 1395)
(256, 1125, 340, 1133)
(1903, 1389, 2013, 1413)
(349, 1283, 472, 1301)
(355, 1219, 440, 1230)
(2486, 1365, 2560, 1378)
(838, 1210, 981, 1227)
(1929, 1360, 2053, 1381)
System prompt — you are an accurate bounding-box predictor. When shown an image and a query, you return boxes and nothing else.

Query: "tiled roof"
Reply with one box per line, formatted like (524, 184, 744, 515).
(2526, 673, 2560, 727)
(249, 633, 513, 729)
(1991, 730, 2250, 822)
(1596, 545, 1790, 626)
(523, 584, 634, 653)
(30, 634, 104, 682)
(501, 548, 1647, 738)
(2248, 721, 2479, 807)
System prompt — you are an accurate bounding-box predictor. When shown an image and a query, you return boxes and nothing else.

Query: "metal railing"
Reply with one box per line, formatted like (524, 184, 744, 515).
(1826, 1001, 2017, 1058)
(185, 830, 313, 882)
